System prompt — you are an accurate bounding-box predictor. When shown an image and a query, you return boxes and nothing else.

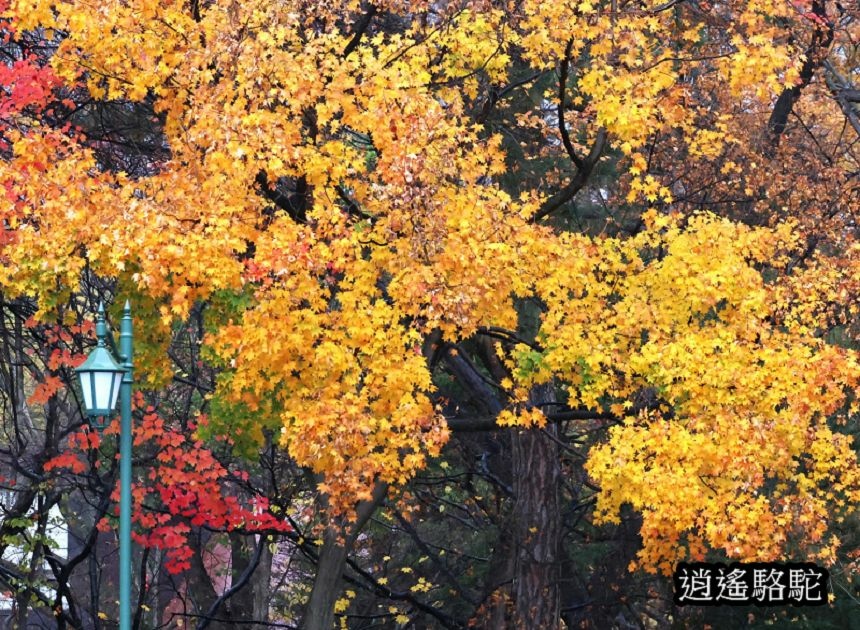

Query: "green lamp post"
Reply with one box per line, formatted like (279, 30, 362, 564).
(75, 301, 133, 630)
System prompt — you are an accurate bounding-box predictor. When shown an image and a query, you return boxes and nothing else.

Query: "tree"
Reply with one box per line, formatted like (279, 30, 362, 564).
(1, 0, 858, 627)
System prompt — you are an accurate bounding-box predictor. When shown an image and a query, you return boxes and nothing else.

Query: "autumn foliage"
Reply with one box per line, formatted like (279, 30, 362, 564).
(0, 0, 858, 627)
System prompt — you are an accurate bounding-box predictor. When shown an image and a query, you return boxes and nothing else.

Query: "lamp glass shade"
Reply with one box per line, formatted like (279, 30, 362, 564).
(75, 346, 124, 417)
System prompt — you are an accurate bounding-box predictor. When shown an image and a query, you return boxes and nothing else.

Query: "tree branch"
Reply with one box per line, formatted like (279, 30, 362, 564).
(767, 0, 833, 149)
(824, 60, 860, 138)
(446, 409, 617, 432)
(558, 38, 583, 169)
(343, 4, 378, 58)
(532, 128, 607, 222)
(197, 536, 266, 630)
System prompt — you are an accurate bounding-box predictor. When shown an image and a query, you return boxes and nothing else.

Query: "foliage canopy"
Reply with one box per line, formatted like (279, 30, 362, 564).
(0, 0, 858, 626)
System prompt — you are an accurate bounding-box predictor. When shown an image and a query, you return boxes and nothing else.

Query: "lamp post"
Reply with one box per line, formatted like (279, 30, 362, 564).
(75, 301, 133, 630)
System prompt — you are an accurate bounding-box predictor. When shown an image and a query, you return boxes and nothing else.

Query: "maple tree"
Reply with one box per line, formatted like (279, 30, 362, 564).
(0, 0, 859, 628)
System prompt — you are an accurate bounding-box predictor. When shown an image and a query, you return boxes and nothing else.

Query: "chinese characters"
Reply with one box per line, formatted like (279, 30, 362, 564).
(674, 563, 828, 606)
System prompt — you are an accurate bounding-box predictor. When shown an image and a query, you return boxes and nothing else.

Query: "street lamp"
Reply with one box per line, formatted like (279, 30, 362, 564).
(75, 303, 124, 421)
(75, 301, 133, 630)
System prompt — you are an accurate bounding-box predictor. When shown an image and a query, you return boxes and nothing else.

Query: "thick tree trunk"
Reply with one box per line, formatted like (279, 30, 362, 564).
(228, 531, 255, 621)
(300, 526, 351, 630)
(301, 482, 387, 630)
(511, 385, 561, 630)
(251, 539, 273, 627)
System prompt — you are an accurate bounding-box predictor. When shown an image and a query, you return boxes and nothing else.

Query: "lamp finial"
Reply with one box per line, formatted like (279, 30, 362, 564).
(95, 302, 107, 347)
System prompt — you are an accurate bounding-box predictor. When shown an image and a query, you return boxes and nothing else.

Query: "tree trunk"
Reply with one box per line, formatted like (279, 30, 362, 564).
(228, 531, 255, 621)
(301, 482, 387, 630)
(511, 385, 561, 630)
(300, 526, 351, 630)
(252, 539, 273, 627)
